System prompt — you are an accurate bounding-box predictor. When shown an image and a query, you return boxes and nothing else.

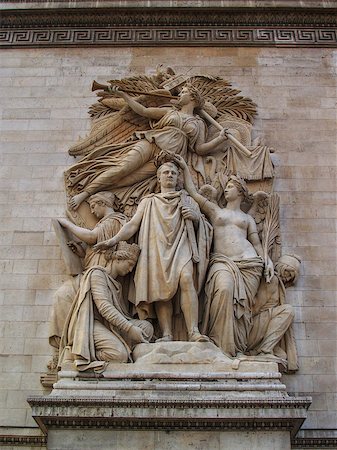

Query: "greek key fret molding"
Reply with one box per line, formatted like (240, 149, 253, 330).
(28, 396, 312, 409)
(292, 437, 337, 448)
(1, 7, 337, 47)
(0, 435, 46, 446)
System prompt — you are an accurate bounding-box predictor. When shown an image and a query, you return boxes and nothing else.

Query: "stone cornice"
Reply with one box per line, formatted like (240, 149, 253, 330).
(28, 396, 312, 409)
(28, 394, 311, 436)
(1, 6, 336, 48)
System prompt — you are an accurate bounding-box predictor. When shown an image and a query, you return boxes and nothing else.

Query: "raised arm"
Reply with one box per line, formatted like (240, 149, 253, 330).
(93, 200, 146, 251)
(174, 155, 218, 219)
(58, 218, 99, 245)
(111, 86, 170, 121)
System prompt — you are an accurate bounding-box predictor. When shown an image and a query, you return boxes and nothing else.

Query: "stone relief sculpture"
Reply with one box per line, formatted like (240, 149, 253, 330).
(48, 191, 127, 366)
(174, 155, 273, 357)
(95, 158, 212, 343)
(247, 254, 301, 371)
(48, 67, 299, 376)
(59, 241, 153, 372)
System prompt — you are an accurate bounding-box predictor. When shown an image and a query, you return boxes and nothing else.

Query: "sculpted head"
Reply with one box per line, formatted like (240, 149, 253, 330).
(108, 242, 141, 277)
(275, 254, 301, 287)
(178, 84, 205, 109)
(157, 161, 180, 190)
(89, 191, 115, 218)
(224, 175, 249, 203)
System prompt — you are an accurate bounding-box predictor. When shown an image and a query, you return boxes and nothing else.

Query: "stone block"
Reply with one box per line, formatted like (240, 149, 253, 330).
(0, 407, 27, 428)
(24, 338, 51, 357)
(1, 355, 32, 373)
(28, 274, 66, 290)
(12, 231, 44, 246)
(0, 246, 25, 260)
(37, 260, 66, 274)
(299, 357, 336, 375)
(0, 338, 25, 355)
(13, 260, 39, 275)
(22, 306, 50, 322)
(312, 375, 337, 393)
(305, 323, 337, 341)
(0, 372, 21, 390)
(3, 290, 36, 306)
(317, 340, 337, 357)
(0, 305, 24, 321)
(4, 322, 36, 338)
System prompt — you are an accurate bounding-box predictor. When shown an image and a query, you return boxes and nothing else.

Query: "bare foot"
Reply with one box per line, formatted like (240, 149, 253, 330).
(189, 332, 210, 343)
(69, 192, 89, 210)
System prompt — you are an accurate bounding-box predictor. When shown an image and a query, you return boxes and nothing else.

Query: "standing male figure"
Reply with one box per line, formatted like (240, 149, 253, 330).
(95, 160, 212, 342)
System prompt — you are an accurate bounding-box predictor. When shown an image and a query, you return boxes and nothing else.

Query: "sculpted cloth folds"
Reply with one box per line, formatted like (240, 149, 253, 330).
(202, 254, 263, 356)
(49, 212, 127, 350)
(131, 191, 213, 320)
(58, 266, 152, 372)
(248, 276, 299, 371)
(65, 110, 208, 202)
(83, 212, 127, 270)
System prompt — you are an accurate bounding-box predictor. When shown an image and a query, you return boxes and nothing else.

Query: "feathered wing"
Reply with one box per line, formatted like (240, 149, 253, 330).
(249, 192, 281, 263)
(185, 75, 258, 124)
(261, 193, 282, 264)
(247, 191, 270, 239)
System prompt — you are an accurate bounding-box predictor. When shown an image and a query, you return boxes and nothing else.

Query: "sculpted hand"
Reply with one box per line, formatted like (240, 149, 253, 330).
(108, 85, 124, 97)
(218, 128, 228, 141)
(181, 206, 199, 223)
(67, 240, 85, 257)
(173, 154, 188, 170)
(93, 238, 116, 252)
(128, 325, 147, 344)
(264, 258, 274, 283)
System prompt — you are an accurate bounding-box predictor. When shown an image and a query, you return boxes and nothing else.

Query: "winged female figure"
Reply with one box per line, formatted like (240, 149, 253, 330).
(65, 84, 228, 212)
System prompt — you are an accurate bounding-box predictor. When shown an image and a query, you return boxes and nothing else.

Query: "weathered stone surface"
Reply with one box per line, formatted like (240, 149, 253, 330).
(0, 43, 336, 446)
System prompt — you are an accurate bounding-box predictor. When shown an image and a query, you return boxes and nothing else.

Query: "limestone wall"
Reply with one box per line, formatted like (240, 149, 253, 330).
(0, 47, 336, 441)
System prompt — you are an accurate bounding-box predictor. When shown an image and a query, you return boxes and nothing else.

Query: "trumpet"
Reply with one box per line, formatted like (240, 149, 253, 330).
(92, 81, 252, 157)
(92, 80, 178, 99)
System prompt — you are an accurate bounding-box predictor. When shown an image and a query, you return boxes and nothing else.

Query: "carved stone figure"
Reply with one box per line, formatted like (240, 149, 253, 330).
(95, 159, 212, 343)
(64, 72, 273, 227)
(174, 154, 274, 356)
(66, 85, 228, 211)
(46, 68, 299, 375)
(247, 254, 301, 371)
(49, 192, 127, 353)
(58, 242, 153, 371)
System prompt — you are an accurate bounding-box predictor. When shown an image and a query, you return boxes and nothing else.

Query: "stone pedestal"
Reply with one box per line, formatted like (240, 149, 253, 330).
(28, 344, 311, 450)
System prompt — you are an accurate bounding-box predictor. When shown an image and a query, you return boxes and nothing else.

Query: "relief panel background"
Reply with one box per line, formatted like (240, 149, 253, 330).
(0, 46, 336, 432)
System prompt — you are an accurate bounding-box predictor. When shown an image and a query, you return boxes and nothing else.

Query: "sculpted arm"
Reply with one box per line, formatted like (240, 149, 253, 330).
(58, 218, 98, 245)
(93, 201, 146, 251)
(112, 87, 170, 121)
(195, 127, 228, 156)
(247, 216, 264, 257)
(174, 155, 218, 220)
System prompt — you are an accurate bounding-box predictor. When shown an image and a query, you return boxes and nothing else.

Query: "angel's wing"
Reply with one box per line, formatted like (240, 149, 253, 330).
(248, 192, 281, 263)
(261, 193, 281, 264)
(248, 191, 270, 237)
